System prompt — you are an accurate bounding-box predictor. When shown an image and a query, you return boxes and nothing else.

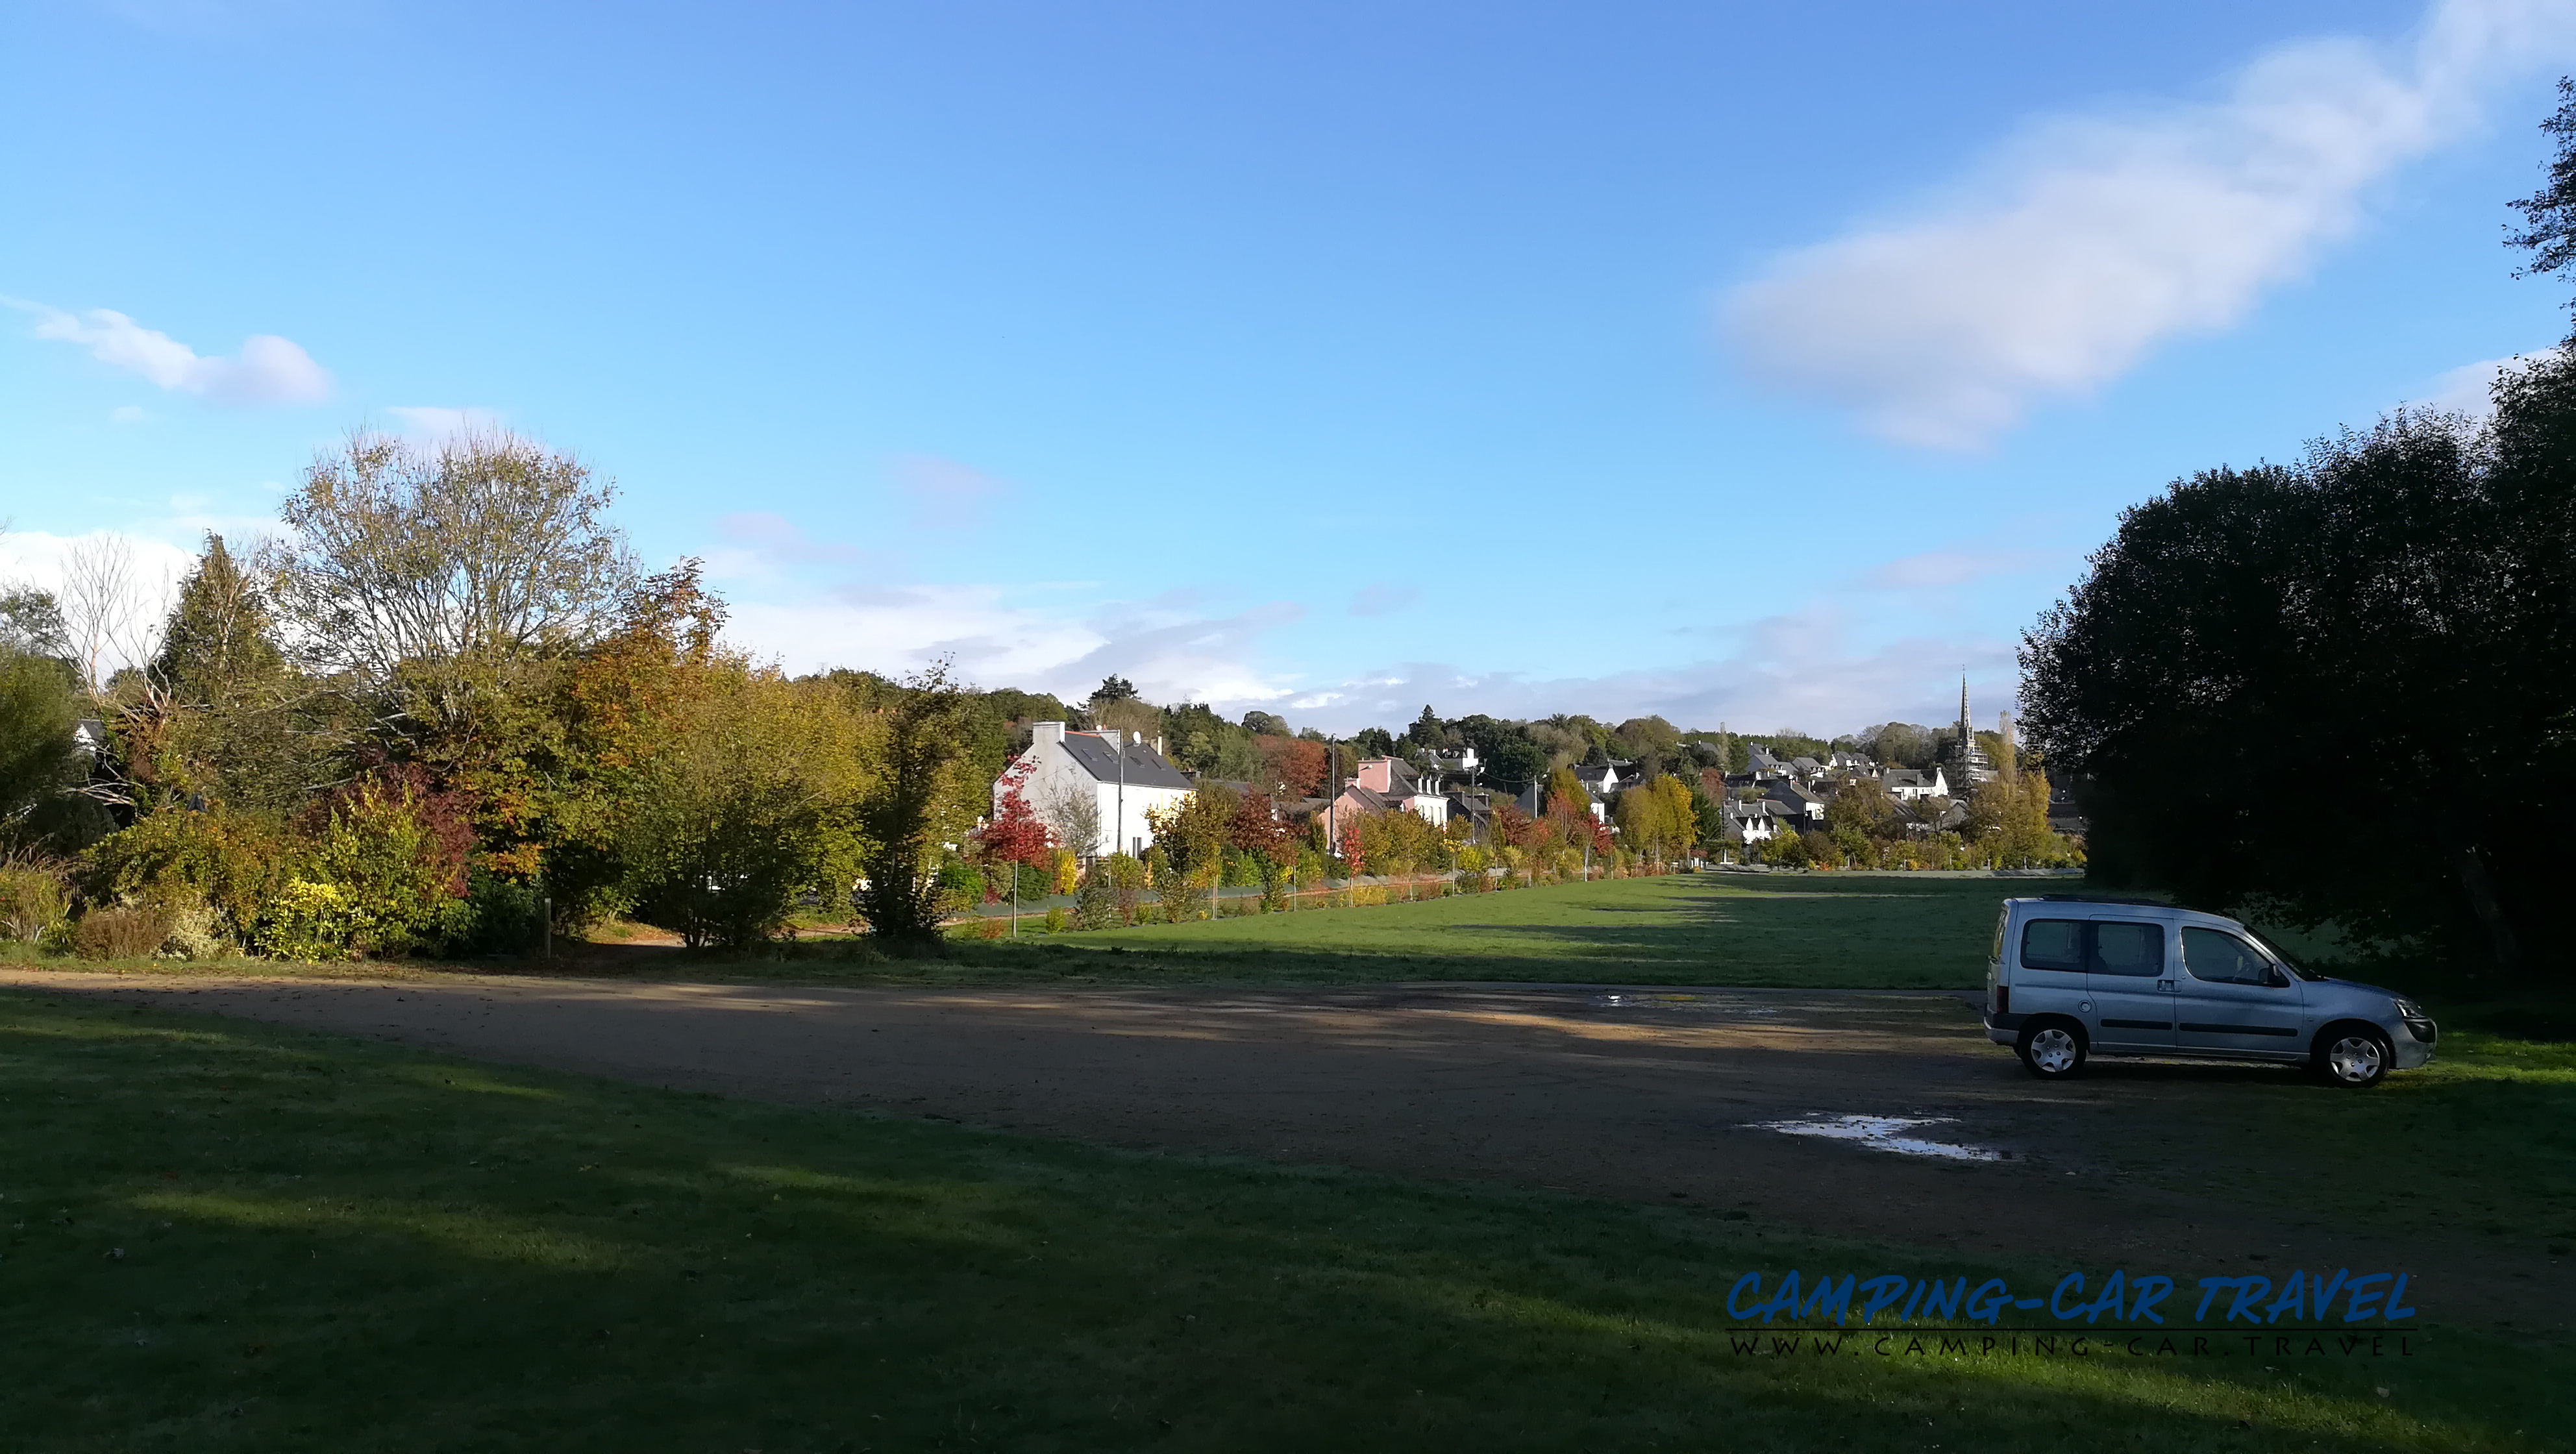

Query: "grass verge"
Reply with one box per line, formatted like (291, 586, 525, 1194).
(1, 988, 2563, 1452)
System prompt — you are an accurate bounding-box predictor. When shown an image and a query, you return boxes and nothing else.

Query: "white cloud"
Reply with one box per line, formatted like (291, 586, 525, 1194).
(1723, 0, 2576, 449)
(1857, 547, 2050, 591)
(1276, 608, 2020, 737)
(10, 301, 331, 404)
(386, 405, 505, 440)
(719, 582, 1304, 707)
(894, 455, 1011, 529)
(0, 528, 195, 679)
(2410, 349, 2562, 415)
(1349, 582, 1420, 617)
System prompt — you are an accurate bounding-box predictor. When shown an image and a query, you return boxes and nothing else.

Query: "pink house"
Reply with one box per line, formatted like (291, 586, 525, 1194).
(1324, 756, 1450, 832)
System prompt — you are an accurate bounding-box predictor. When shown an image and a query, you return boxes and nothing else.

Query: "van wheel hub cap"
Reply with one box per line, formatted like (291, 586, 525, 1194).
(2329, 1037, 2383, 1082)
(2029, 1029, 2078, 1073)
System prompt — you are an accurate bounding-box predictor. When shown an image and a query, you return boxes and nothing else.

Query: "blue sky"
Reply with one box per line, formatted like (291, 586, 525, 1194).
(3, 0, 2570, 735)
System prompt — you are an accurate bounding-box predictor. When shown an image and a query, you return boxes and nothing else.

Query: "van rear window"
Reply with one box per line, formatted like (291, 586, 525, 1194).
(2019, 919, 2084, 972)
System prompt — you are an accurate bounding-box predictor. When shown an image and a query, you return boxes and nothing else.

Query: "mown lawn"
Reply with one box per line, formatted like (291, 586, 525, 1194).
(2, 989, 2562, 1453)
(982, 873, 2029, 989)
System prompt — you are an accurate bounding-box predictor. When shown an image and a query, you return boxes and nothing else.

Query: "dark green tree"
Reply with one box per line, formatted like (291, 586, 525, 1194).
(0, 647, 83, 844)
(0, 589, 71, 659)
(2508, 76, 2576, 307)
(2022, 385, 2576, 970)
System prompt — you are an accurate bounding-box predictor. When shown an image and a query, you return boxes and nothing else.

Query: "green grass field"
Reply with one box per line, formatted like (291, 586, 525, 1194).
(4, 987, 2564, 1453)
(976, 873, 2029, 989)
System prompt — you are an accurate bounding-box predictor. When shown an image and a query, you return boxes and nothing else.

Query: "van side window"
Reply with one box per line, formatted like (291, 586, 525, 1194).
(2019, 919, 2084, 972)
(2182, 927, 2273, 985)
(2090, 921, 2164, 978)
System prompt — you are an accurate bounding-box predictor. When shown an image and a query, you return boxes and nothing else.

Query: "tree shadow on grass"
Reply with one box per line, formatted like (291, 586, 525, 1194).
(0, 990, 2549, 1454)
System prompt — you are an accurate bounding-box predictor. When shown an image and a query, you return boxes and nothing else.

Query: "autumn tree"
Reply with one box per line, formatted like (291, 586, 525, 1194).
(1541, 766, 1590, 826)
(617, 664, 873, 949)
(850, 661, 980, 952)
(1257, 735, 1326, 798)
(266, 428, 637, 796)
(1826, 776, 1901, 842)
(1228, 790, 1293, 863)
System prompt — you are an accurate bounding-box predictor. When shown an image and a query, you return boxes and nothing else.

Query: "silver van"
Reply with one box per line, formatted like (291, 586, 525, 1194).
(1983, 896, 2436, 1087)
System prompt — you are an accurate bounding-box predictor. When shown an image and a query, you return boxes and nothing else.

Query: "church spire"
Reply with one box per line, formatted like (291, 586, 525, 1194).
(1950, 670, 1994, 789)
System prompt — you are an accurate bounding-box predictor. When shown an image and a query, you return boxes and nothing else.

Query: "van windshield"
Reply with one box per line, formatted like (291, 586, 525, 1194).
(2244, 932, 2329, 981)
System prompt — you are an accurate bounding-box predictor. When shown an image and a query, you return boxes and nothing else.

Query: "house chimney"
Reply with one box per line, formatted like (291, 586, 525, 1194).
(1102, 729, 1124, 748)
(1034, 721, 1066, 746)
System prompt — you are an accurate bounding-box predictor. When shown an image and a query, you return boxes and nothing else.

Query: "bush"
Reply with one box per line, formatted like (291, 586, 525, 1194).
(976, 915, 1006, 941)
(1042, 906, 1067, 933)
(443, 867, 543, 957)
(1072, 866, 1119, 930)
(80, 806, 287, 950)
(293, 780, 470, 955)
(1348, 886, 1388, 907)
(73, 904, 174, 960)
(0, 852, 70, 943)
(1259, 865, 1289, 914)
(1162, 875, 1211, 924)
(253, 880, 362, 961)
(160, 900, 225, 959)
(935, 856, 985, 915)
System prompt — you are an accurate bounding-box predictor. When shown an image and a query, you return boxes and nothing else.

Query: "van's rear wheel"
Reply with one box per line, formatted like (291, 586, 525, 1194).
(2312, 1025, 2391, 1088)
(2017, 1019, 2087, 1079)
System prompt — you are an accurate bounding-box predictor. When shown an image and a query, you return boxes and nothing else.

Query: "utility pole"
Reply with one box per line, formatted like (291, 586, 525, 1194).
(1324, 742, 1338, 887)
(1116, 730, 1127, 861)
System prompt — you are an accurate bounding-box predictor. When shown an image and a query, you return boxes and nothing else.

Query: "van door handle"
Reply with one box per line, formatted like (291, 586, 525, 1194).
(2155, 979, 2175, 992)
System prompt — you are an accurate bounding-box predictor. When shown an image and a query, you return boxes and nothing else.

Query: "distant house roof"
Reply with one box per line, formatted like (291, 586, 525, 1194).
(1059, 733, 1195, 791)
(1336, 783, 1400, 815)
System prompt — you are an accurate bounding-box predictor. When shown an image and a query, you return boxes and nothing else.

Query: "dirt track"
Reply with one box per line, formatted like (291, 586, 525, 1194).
(6, 969, 2553, 1329)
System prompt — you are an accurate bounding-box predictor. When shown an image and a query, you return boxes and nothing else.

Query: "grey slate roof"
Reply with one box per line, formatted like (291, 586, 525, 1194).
(1058, 733, 1195, 791)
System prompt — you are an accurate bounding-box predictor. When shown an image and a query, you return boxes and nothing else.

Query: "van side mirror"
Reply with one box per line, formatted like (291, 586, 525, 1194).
(2267, 966, 2292, 989)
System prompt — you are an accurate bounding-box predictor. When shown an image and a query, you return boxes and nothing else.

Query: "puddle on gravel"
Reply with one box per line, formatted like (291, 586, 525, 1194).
(1745, 1113, 2006, 1162)
(1596, 993, 1777, 1017)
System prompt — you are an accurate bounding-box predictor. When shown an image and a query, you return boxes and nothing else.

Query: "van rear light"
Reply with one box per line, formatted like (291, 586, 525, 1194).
(1994, 987, 2009, 1015)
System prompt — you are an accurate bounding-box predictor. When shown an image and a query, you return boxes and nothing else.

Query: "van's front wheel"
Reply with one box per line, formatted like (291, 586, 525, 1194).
(2017, 1019, 2087, 1079)
(2312, 1025, 2392, 1088)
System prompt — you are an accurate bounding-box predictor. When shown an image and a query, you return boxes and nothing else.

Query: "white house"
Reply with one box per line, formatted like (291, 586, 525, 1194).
(1762, 778, 1829, 826)
(1880, 766, 1951, 802)
(1720, 798, 1781, 846)
(995, 722, 1196, 861)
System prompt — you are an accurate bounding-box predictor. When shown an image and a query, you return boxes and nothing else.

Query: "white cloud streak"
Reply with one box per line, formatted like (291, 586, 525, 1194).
(1724, 0, 2576, 449)
(1275, 607, 2022, 737)
(719, 584, 1305, 707)
(387, 405, 505, 440)
(9, 301, 331, 404)
(2410, 348, 2564, 415)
